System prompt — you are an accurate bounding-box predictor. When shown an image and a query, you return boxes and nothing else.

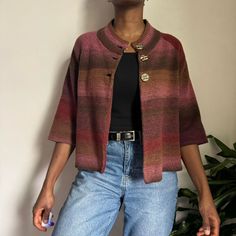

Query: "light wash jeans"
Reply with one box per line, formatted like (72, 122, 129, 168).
(51, 138, 179, 236)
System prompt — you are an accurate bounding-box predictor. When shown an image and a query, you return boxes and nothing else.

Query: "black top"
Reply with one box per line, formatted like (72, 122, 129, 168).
(109, 52, 142, 131)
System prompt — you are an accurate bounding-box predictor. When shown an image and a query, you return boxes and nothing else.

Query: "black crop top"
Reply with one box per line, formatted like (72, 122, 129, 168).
(109, 52, 142, 131)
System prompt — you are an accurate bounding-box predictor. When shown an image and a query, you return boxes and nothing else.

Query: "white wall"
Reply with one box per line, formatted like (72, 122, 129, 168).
(1, 0, 235, 235)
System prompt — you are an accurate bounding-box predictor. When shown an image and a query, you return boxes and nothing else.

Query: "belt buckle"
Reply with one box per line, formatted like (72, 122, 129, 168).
(129, 130, 135, 141)
(116, 132, 121, 141)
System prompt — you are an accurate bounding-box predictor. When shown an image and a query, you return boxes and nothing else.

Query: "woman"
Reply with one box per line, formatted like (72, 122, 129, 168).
(32, 0, 221, 235)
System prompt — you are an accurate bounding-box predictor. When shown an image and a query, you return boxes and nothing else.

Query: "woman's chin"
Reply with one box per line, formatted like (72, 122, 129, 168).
(110, 0, 144, 7)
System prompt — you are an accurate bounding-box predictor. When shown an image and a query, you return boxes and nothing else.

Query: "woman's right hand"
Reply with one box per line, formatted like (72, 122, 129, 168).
(32, 188, 55, 232)
(32, 142, 73, 231)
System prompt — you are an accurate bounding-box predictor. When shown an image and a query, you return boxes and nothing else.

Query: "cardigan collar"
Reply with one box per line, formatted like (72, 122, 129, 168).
(97, 18, 161, 55)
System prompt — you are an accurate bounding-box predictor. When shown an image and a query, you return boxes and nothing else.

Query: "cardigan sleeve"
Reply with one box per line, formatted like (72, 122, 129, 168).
(47, 40, 79, 146)
(178, 42, 208, 147)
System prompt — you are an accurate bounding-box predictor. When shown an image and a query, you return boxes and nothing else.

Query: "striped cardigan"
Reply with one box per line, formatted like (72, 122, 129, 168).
(47, 18, 208, 184)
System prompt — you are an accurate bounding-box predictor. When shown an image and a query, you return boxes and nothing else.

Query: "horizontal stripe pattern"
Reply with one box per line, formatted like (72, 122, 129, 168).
(48, 18, 208, 183)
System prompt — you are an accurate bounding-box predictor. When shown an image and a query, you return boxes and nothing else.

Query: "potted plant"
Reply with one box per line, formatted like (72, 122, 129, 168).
(170, 135, 236, 236)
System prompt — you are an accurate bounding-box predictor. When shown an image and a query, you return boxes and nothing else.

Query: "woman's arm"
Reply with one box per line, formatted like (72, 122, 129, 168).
(180, 144, 210, 199)
(32, 142, 75, 232)
(43, 142, 75, 190)
(180, 144, 221, 236)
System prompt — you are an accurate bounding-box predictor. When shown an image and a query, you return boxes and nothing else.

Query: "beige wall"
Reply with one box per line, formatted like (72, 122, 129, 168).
(1, 0, 235, 235)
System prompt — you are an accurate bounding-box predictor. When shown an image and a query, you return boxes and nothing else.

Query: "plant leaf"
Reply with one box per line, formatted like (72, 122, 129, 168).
(205, 155, 221, 164)
(203, 163, 218, 170)
(214, 187, 236, 208)
(233, 142, 236, 150)
(176, 206, 198, 212)
(217, 150, 236, 158)
(178, 188, 198, 198)
(210, 159, 233, 176)
(220, 223, 236, 235)
(208, 179, 236, 185)
(212, 136, 236, 158)
(208, 135, 236, 158)
(223, 197, 236, 218)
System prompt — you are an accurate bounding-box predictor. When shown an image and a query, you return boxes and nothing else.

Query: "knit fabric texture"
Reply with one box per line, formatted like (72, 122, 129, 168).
(47, 18, 208, 184)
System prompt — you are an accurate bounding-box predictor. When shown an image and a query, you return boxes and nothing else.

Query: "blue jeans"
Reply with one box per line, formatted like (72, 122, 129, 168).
(51, 139, 179, 236)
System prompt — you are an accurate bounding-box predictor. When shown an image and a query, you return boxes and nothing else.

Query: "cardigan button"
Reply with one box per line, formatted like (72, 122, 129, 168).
(135, 44, 144, 50)
(140, 73, 150, 82)
(140, 55, 149, 62)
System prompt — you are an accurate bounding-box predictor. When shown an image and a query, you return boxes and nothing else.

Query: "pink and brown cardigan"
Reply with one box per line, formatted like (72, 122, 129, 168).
(47, 18, 208, 184)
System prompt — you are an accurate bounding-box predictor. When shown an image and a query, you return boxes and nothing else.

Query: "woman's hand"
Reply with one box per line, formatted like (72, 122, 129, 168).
(179, 144, 221, 236)
(196, 195, 221, 236)
(32, 188, 55, 232)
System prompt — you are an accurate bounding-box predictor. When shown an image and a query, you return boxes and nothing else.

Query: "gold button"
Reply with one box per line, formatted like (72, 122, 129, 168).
(140, 73, 150, 82)
(135, 44, 144, 50)
(140, 55, 149, 62)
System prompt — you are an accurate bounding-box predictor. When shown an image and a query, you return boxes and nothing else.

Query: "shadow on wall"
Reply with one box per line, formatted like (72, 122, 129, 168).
(14, 1, 123, 236)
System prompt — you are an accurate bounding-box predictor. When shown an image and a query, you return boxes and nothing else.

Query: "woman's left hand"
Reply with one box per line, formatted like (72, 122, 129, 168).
(196, 195, 221, 236)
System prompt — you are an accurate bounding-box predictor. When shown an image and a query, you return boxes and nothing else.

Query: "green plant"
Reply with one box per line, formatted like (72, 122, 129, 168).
(170, 135, 236, 236)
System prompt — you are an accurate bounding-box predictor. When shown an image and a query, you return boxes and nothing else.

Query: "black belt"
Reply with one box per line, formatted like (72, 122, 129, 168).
(108, 130, 142, 142)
